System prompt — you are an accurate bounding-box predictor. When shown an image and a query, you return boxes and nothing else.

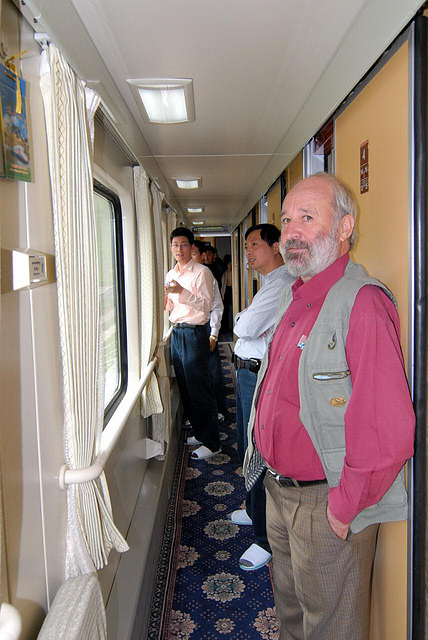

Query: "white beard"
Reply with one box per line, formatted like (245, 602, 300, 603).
(280, 227, 340, 279)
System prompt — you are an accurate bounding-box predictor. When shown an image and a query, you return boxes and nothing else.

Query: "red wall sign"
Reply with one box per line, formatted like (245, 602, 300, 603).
(360, 140, 369, 194)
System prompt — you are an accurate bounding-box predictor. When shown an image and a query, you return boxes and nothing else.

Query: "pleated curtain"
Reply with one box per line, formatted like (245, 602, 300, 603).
(150, 183, 172, 444)
(40, 44, 128, 577)
(166, 207, 178, 271)
(151, 184, 167, 341)
(134, 167, 163, 420)
(37, 573, 106, 640)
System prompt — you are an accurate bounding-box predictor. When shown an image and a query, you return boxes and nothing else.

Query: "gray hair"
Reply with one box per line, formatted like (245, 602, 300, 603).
(312, 172, 357, 249)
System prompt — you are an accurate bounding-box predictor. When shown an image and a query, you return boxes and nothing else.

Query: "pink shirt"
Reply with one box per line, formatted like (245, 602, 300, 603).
(255, 254, 415, 524)
(165, 259, 214, 325)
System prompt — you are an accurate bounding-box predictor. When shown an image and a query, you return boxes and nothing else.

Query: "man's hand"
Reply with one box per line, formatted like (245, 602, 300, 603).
(209, 336, 217, 352)
(326, 504, 350, 540)
(165, 279, 183, 295)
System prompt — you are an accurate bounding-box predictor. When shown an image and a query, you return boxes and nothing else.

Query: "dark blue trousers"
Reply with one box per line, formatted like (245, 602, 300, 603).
(236, 367, 271, 553)
(171, 324, 220, 452)
(207, 342, 227, 416)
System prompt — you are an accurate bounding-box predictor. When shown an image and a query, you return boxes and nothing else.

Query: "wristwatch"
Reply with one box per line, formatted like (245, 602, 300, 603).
(210, 335, 218, 342)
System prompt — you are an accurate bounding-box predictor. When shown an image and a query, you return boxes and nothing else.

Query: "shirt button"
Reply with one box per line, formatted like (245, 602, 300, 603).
(268, 389, 272, 394)
(261, 424, 264, 430)
(291, 322, 295, 327)
(279, 355, 283, 360)
(307, 303, 311, 308)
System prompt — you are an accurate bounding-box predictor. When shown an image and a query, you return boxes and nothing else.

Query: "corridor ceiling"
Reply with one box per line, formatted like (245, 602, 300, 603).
(23, 0, 424, 228)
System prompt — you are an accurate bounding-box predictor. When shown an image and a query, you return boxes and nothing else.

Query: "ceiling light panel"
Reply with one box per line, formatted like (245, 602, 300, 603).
(127, 77, 195, 124)
(172, 177, 202, 189)
(187, 207, 205, 213)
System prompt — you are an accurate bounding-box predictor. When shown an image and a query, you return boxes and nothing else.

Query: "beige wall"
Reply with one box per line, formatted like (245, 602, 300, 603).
(232, 229, 240, 322)
(335, 41, 410, 640)
(246, 212, 254, 305)
(0, 3, 67, 636)
(286, 152, 303, 192)
(267, 180, 282, 230)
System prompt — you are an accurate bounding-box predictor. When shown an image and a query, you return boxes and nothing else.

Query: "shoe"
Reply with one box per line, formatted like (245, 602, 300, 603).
(191, 445, 221, 460)
(239, 544, 272, 571)
(218, 413, 224, 421)
(182, 419, 192, 429)
(227, 509, 253, 525)
(186, 436, 202, 446)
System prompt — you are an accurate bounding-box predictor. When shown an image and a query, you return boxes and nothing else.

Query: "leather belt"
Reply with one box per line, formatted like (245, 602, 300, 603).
(233, 353, 261, 373)
(267, 468, 327, 488)
(173, 322, 197, 329)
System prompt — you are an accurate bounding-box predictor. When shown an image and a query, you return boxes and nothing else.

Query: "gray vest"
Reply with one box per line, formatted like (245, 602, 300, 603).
(244, 260, 409, 533)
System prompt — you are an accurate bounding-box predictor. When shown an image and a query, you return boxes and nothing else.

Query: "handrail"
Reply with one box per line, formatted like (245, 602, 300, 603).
(0, 603, 22, 640)
(59, 328, 174, 489)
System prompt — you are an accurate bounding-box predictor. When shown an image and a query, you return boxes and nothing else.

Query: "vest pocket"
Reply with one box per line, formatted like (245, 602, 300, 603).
(323, 447, 346, 473)
(312, 370, 350, 381)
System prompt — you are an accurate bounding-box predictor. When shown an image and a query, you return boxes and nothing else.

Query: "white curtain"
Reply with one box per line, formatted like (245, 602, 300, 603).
(134, 167, 163, 418)
(149, 184, 172, 444)
(37, 573, 106, 640)
(40, 44, 128, 576)
(166, 206, 178, 271)
(150, 184, 166, 343)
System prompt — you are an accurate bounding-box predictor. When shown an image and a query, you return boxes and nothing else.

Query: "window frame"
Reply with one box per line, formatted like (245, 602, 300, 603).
(94, 179, 128, 425)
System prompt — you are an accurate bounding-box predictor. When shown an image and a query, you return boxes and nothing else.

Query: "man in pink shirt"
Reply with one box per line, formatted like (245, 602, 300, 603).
(243, 174, 415, 639)
(165, 227, 220, 460)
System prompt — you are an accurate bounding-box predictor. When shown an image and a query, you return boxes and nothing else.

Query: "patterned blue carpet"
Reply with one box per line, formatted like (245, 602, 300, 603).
(148, 345, 278, 640)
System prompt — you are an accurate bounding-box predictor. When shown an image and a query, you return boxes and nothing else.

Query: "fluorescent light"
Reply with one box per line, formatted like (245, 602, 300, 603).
(172, 177, 202, 189)
(127, 77, 195, 124)
(192, 221, 204, 225)
(187, 207, 205, 213)
(138, 86, 187, 122)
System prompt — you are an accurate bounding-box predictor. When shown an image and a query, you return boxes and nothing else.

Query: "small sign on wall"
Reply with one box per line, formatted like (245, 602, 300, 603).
(360, 140, 369, 194)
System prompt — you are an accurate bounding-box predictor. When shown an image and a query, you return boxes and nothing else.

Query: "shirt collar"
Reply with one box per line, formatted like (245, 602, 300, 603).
(292, 253, 349, 304)
(264, 264, 289, 284)
(174, 258, 195, 274)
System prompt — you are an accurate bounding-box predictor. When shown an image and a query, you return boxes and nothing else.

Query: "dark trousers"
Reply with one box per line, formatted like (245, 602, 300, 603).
(236, 367, 270, 553)
(208, 341, 227, 416)
(221, 286, 233, 331)
(171, 324, 220, 452)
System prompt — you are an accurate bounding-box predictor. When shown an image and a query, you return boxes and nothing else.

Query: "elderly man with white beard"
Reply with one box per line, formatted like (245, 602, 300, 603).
(243, 173, 415, 640)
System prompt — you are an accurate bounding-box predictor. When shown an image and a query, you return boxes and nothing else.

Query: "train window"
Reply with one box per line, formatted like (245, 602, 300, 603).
(94, 180, 128, 423)
(304, 119, 334, 176)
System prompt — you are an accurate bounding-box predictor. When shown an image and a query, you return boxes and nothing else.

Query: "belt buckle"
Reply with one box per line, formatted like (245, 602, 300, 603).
(268, 469, 282, 486)
(268, 469, 299, 488)
(249, 358, 260, 373)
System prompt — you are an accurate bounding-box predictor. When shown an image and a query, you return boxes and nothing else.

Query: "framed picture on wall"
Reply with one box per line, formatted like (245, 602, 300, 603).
(0, 63, 31, 182)
(0, 96, 5, 178)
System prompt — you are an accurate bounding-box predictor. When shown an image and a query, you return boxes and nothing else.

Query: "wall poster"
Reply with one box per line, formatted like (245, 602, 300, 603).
(0, 63, 31, 181)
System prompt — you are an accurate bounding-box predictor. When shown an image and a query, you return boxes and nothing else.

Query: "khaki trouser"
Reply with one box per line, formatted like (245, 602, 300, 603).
(265, 473, 379, 640)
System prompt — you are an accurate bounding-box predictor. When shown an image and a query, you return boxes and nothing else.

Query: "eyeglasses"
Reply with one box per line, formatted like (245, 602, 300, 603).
(171, 243, 190, 249)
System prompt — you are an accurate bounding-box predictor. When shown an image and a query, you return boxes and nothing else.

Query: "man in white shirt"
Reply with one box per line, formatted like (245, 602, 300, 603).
(192, 240, 228, 419)
(165, 227, 220, 460)
(229, 224, 294, 570)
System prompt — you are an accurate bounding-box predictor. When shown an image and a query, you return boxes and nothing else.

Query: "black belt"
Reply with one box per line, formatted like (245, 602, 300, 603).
(233, 353, 261, 373)
(267, 468, 327, 488)
(173, 322, 197, 329)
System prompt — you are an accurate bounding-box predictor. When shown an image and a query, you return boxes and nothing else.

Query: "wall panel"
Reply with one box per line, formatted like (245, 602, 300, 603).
(286, 152, 303, 191)
(267, 181, 281, 229)
(335, 41, 409, 640)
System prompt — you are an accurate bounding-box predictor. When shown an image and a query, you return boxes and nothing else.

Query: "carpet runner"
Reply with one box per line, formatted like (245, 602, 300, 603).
(147, 344, 278, 640)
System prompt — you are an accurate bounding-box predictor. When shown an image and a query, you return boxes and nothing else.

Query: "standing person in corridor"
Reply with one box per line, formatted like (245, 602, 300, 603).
(229, 223, 294, 571)
(191, 239, 228, 421)
(165, 227, 220, 460)
(243, 174, 415, 639)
